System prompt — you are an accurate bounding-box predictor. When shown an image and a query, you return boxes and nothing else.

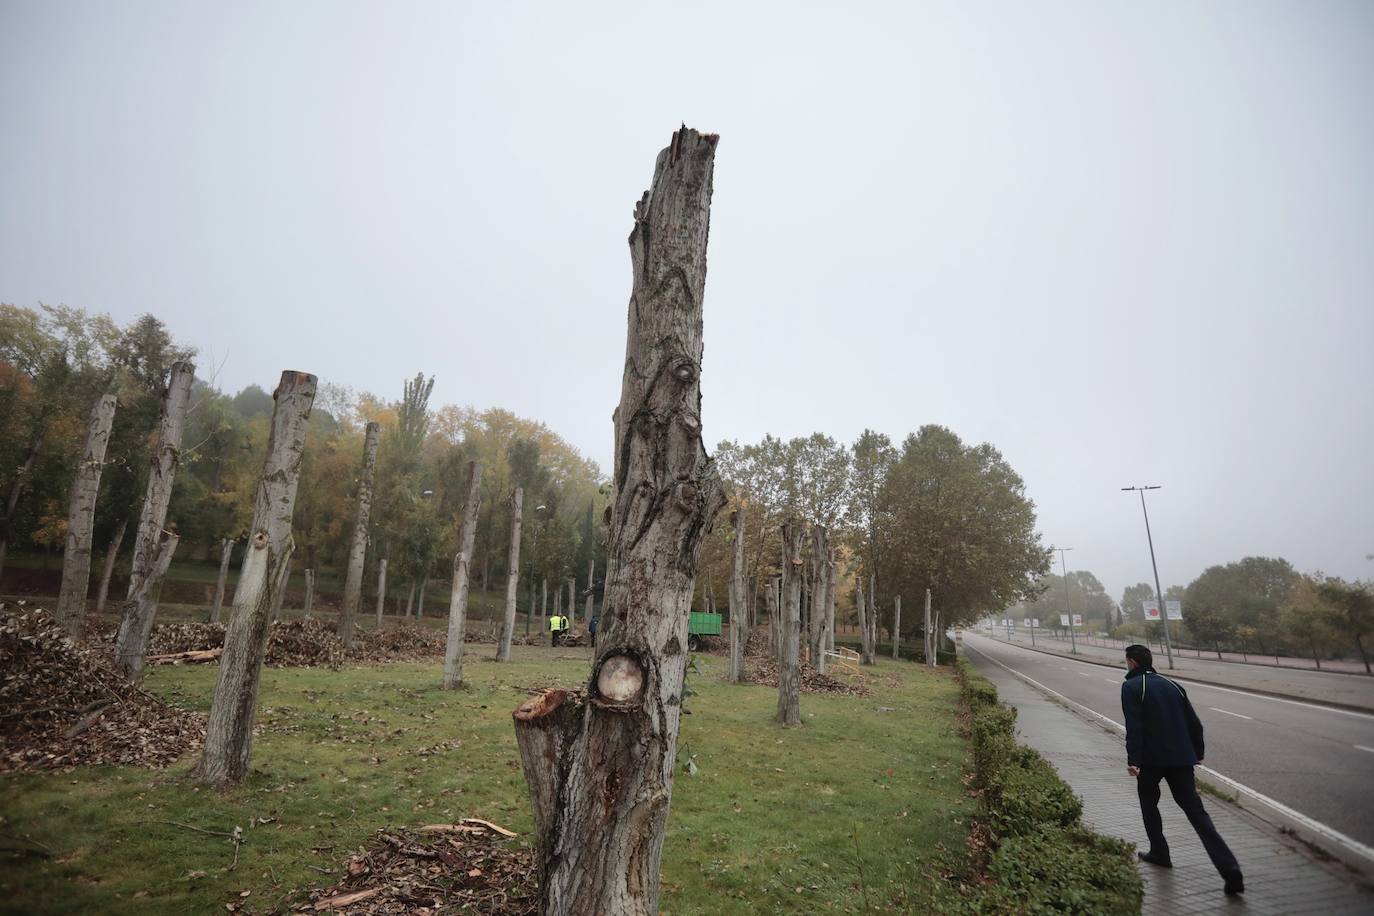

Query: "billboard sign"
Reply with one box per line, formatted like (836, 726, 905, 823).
(1166, 600, 1183, 621)
(1072, 614, 1083, 627)
(1059, 614, 1070, 627)
(1032, 618, 1040, 628)
(1142, 599, 1161, 621)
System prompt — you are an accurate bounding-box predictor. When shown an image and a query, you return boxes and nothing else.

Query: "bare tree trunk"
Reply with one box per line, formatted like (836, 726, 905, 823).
(767, 576, 780, 662)
(198, 370, 315, 786)
(95, 518, 128, 615)
(404, 581, 415, 618)
(933, 609, 942, 664)
(512, 127, 723, 916)
(526, 579, 535, 638)
(809, 527, 829, 674)
(338, 421, 379, 647)
(442, 461, 482, 689)
(114, 530, 180, 680)
(867, 573, 878, 663)
(271, 567, 290, 622)
(303, 568, 315, 617)
(540, 578, 548, 639)
(374, 557, 388, 629)
(855, 575, 871, 665)
(892, 595, 902, 660)
(0, 424, 48, 584)
(56, 393, 117, 636)
(825, 551, 836, 655)
(497, 487, 523, 662)
(211, 537, 234, 623)
(728, 508, 746, 684)
(566, 577, 577, 629)
(584, 558, 595, 626)
(553, 582, 561, 626)
(417, 575, 428, 618)
(776, 522, 804, 725)
(924, 589, 934, 667)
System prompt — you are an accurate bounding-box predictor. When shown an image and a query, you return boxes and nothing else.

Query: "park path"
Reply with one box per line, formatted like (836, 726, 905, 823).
(965, 640, 1374, 915)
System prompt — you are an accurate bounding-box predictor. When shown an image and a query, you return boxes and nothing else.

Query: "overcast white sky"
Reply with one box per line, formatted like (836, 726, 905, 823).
(3, 1, 1371, 600)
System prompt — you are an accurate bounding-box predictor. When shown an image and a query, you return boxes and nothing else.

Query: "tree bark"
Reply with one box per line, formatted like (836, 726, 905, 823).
(776, 521, 805, 726)
(0, 423, 49, 583)
(375, 557, 388, 629)
(892, 594, 902, 660)
(56, 393, 117, 636)
(303, 568, 315, 617)
(442, 461, 482, 689)
(114, 529, 180, 680)
(511, 127, 723, 916)
(767, 576, 780, 662)
(271, 567, 290, 622)
(855, 575, 871, 665)
(825, 550, 837, 655)
(497, 487, 523, 662)
(867, 573, 878, 663)
(809, 526, 829, 674)
(728, 508, 746, 683)
(540, 577, 548, 638)
(337, 421, 379, 647)
(566, 577, 576, 629)
(417, 575, 428, 618)
(211, 537, 234, 623)
(95, 518, 128, 615)
(197, 370, 315, 785)
(584, 558, 595, 627)
(924, 588, 934, 667)
(404, 581, 415, 618)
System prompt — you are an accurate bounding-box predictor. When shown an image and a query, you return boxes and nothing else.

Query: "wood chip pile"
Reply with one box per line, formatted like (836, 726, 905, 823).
(0, 609, 205, 773)
(301, 821, 536, 915)
(745, 654, 873, 697)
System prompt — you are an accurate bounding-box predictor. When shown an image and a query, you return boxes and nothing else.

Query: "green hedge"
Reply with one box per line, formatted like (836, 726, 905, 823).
(958, 658, 1142, 914)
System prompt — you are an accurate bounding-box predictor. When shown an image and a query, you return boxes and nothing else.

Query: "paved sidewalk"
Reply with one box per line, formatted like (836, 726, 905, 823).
(979, 630, 1374, 712)
(969, 649, 1374, 915)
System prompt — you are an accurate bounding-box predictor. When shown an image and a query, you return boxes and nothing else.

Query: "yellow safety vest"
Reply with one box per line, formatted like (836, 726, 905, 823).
(549, 615, 561, 632)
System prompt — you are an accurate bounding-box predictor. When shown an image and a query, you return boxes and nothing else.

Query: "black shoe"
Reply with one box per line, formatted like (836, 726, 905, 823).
(1137, 851, 1173, 868)
(1224, 871, 1244, 896)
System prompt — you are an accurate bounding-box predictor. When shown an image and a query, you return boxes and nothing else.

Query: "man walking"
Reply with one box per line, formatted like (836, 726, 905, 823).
(1122, 644, 1244, 896)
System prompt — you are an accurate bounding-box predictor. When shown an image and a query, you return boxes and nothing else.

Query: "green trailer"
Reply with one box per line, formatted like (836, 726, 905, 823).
(687, 610, 722, 651)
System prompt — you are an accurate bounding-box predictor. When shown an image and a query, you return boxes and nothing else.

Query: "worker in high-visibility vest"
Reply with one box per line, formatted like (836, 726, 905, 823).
(549, 614, 563, 646)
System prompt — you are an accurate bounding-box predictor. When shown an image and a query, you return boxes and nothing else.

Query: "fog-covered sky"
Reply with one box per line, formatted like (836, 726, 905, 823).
(3, 1, 1371, 600)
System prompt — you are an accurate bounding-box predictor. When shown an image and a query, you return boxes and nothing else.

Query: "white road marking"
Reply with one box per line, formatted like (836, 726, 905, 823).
(963, 641, 1374, 867)
(1356, 745, 1374, 754)
(1079, 672, 1091, 677)
(967, 634, 1374, 722)
(1209, 707, 1253, 720)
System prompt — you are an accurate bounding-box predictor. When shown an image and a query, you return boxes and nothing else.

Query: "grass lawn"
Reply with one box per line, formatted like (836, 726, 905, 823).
(0, 648, 976, 914)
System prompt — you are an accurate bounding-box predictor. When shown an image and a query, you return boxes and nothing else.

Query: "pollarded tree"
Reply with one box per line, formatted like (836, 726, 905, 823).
(511, 126, 724, 915)
(337, 421, 380, 648)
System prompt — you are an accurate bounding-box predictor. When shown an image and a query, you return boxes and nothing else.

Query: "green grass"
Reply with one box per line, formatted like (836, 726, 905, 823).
(0, 650, 975, 915)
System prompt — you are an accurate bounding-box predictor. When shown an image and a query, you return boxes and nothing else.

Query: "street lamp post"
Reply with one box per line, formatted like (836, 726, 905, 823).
(1122, 485, 1174, 670)
(1054, 547, 1076, 654)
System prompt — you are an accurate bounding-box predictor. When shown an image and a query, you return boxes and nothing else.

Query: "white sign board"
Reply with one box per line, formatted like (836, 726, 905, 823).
(1166, 600, 1183, 621)
(1072, 614, 1083, 627)
(1023, 618, 1031, 628)
(1032, 618, 1040, 628)
(1059, 614, 1070, 627)
(1142, 599, 1161, 621)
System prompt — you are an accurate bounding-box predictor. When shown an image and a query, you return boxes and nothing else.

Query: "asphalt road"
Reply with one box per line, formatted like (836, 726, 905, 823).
(962, 632, 1374, 850)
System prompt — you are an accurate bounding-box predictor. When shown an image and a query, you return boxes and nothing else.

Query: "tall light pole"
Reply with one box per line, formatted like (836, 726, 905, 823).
(1054, 546, 1076, 654)
(1122, 485, 1174, 670)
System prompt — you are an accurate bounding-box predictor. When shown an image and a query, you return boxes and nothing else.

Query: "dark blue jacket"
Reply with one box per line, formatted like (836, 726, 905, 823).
(1121, 668, 1205, 767)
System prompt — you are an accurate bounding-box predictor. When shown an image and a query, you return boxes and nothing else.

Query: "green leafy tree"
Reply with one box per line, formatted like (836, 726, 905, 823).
(1317, 577, 1373, 673)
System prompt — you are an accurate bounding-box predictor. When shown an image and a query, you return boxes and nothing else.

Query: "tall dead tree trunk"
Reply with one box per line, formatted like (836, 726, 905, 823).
(584, 558, 595, 626)
(56, 393, 117, 636)
(94, 518, 128, 615)
(566, 577, 576, 629)
(924, 588, 934, 667)
(855, 575, 871, 664)
(892, 595, 902, 660)
(197, 370, 315, 786)
(337, 421, 379, 647)
(540, 577, 548, 637)
(867, 573, 878, 662)
(497, 487, 523, 662)
(728, 508, 746, 683)
(825, 551, 836, 655)
(776, 521, 804, 726)
(303, 568, 315, 617)
(211, 537, 233, 623)
(442, 461, 482, 689)
(375, 557, 388, 628)
(511, 127, 724, 916)
(809, 526, 829, 673)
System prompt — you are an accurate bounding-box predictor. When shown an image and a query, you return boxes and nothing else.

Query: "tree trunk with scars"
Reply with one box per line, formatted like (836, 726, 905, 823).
(56, 393, 117, 637)
(511, 127, 724, 916)
(728, 508, 746, 683)
(497, 487, 523, 662)
(337, 422, 380, 647)
(197, 370, 315, 785)
(892, 595, 902, 660)
(826, 551, 836, 655)
(776, 522, 805, 726)
(211, 537, 234, 623)
(442, 461, 482, 689)
(95, 519, 127, 616)
(374, 557, 387, 628)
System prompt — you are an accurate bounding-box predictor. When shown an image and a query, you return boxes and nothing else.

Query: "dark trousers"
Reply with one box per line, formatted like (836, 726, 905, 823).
(1137, 765, 1239, 877)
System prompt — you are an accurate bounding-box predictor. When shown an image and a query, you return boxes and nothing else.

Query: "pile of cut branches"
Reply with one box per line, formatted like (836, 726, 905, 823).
(0, 609, 204, 773)
(265, 619, 346, 669)
(300, 820, 536, 915)
(354, 625, 445, 662)
(745, 654, 872, 697)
